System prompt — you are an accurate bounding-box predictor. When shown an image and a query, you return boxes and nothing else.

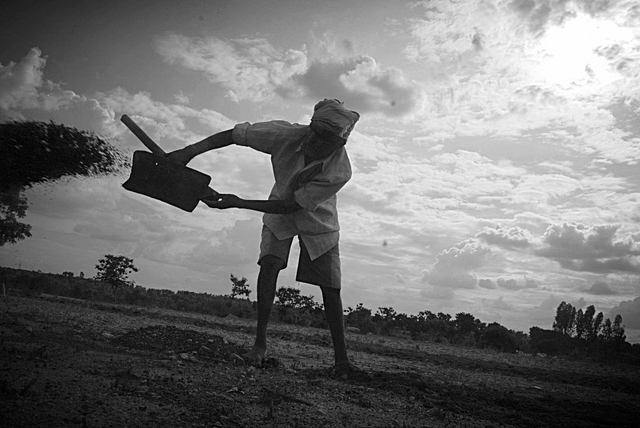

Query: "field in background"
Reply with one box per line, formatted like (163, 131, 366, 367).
(1, 290, 640, 427)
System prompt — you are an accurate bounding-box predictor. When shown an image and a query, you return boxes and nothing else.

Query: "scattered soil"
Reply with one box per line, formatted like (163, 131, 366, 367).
(1, 295, 639, 427)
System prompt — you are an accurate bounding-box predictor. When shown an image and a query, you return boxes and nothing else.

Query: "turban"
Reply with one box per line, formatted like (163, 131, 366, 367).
(310, 99, 360, 143)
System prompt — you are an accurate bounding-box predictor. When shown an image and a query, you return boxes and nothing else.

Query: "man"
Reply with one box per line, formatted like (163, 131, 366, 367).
(167, 99, 360, 376)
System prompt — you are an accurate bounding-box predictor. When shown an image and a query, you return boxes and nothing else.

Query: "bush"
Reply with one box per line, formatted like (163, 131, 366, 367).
(481, 323, 517, 353)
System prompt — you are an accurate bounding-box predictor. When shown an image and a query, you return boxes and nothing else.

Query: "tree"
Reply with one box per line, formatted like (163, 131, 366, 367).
(230, 274, 251, 299)
(0, 120, 127, 246)
(418, 310, 437, 321)
(589, 311, 604, 342)
(0, 187, 31, 245)
(437, 312, 452, 323)
(375, 307, 397, 321)
(553, 301, 576, 335)
(481, 323, 517, 353)
(574, 309, 586, 339)
(344, 303, 375, 334)
(94, 255, 138, 294)
(455, 312, 482, 336)
(612, 314, 626, 343)
(276, 287, 320, 310)
(600, 318, 613, 342)
(582, 305, 596, 340)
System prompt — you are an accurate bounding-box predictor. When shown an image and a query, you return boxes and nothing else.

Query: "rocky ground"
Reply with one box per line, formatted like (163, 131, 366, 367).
(1, 294, 639, 427)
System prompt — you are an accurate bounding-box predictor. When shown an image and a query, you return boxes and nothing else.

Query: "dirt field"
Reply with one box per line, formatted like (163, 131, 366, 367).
(1, 295, 639, 427)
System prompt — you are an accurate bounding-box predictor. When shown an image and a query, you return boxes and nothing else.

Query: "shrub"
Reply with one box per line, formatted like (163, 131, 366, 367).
(481, 323, 517, 353)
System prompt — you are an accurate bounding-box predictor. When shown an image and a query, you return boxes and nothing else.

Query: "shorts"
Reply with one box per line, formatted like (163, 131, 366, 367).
(258, 226, 341, 289)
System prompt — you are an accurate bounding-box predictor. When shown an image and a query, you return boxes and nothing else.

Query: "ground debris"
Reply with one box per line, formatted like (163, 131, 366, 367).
(3, 296, 640, 428)
(261, 386, 313, 406)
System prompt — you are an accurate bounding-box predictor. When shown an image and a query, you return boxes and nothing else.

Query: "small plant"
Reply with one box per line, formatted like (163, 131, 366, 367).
(230, 274, 251, 299)
(94, 255, 138, 301)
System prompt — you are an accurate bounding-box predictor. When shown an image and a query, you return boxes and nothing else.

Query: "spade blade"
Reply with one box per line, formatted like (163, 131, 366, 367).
(123, 151, 211, 212)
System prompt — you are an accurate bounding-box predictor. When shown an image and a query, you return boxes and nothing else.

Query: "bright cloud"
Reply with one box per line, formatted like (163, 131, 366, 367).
(405, 0, 640, 139)
(0, 48, 88, 120)
(477, 225, 535, 249)
(422, 238, 491, 292)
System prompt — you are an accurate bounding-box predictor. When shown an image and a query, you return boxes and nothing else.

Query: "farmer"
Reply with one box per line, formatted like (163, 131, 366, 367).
(167, 99, 360, 376)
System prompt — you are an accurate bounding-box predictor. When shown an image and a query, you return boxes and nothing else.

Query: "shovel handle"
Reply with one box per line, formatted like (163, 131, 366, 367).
(121, 114, 167, 156)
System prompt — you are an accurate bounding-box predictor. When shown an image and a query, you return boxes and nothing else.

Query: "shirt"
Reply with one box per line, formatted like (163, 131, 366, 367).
(232, 120, 352, 260)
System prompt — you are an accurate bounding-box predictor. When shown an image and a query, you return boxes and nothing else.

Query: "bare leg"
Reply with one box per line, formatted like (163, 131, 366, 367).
(243, 255, 285, 366)
(321, 286, 353, 371)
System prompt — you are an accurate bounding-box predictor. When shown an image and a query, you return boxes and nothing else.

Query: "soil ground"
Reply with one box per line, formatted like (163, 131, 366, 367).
(1, 295, 639, 427)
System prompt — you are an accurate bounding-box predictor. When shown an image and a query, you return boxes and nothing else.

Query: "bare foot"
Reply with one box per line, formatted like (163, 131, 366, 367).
(242, 346, 266, 367)
(331, 360, 368, 379)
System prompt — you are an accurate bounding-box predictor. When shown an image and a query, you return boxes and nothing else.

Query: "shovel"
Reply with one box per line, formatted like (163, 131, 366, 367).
(121, 115, 217, 212)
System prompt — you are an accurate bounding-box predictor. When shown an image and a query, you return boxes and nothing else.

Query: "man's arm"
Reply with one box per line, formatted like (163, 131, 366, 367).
(202, 194, 302, 214)
(166, 129, 234, 165)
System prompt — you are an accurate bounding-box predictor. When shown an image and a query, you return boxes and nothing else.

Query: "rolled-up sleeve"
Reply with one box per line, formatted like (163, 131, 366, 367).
(232, 122, 251, 146)
(233, 121, 304, 155)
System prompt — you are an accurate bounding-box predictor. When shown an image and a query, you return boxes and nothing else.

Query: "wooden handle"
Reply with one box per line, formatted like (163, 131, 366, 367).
(121, 114, 166, 156)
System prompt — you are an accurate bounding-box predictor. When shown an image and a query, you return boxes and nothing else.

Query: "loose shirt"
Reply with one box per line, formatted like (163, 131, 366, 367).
(232, 120, 352, 260)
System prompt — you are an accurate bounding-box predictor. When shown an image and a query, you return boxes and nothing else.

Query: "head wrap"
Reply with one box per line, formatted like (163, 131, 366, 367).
(310, 99, 360, 144)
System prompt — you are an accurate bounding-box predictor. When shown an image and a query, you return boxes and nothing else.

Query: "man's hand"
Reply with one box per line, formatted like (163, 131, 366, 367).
(202, 193, 242, 210)
(165, 146, 195, 166)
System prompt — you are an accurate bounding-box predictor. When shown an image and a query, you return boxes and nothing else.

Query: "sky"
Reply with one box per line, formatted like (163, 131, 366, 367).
(1, 0, 640, 342)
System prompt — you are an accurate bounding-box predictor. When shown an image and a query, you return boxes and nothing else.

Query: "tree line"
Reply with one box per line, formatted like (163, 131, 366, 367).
(2, 255, 639, 364)
(525, 300, 633, 361)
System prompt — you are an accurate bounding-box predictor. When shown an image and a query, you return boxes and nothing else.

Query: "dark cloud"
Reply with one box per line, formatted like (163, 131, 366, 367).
(478, 278, 497, 289)
(587, 281, 616, 295)
(498, 277, 540, 290)
(478, 276, 539, 290)
(535, 222, 640, 274)
(286, 56, 419, 117)
(608, 297, 640, 329)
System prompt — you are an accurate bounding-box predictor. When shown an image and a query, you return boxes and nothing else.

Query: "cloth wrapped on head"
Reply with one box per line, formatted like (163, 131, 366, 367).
(310, 99, 360, 144)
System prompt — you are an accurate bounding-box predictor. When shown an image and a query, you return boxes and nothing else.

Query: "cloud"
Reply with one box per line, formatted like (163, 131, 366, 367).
(529, 294, 561, 327)
(293, 56, 421, 117)
(479, 276, 540, 291)
(478, 278, 497, 289)
(477, 225, 535, 249)
(186, 217, 262, 270)
(435, 238, 491, 270)
(486, 296, 514, 311)
(496, 277, 524, 290)
(0, 47, 85, 119)
(535, 222, 640, 274)
(422, 238, 490, 292)
(586, 281, 617, 295)
(420, 284, 455, 300)
(403, 0, 640, 138)
(94, 87, 250, 167)
(155, 33, 308, 103)
(154, 33, 420, 117)
(608, 296, 640, 329)
(508, 0, 632, 35)
(0, 47, 46, 112)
